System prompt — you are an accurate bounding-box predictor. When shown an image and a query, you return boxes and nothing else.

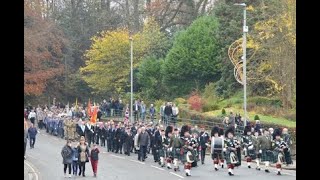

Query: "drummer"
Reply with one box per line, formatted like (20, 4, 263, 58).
(210, 126, 224, 171)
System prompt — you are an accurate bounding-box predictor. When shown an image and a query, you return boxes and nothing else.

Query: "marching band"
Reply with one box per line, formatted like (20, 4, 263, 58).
(43, 115, 293, 177)
(135, 124, 292, 177)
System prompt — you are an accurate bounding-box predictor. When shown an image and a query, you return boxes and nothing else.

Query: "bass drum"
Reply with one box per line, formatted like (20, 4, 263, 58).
(211, 137, 223, 154)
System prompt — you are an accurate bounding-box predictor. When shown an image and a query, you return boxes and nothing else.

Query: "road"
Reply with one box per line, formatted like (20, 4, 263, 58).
(25, 130, 296, 180)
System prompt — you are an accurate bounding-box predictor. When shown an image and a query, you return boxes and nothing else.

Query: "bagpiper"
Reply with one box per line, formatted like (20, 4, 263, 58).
(157, 128, 168, 167)
(180, 125, 194, 176)
(241, 125, 256, 169)
(169, 128, 182, 171)
(256, 128, 274, 173)
(281, 128, 293, 165)
(190, 132, 200, 167)
(165, 125, 174, 169)
(224, 127, 241, 176)
(273, 128, 289, 175)
(252, 129, 262, 170)
(210, 126, 224, 171)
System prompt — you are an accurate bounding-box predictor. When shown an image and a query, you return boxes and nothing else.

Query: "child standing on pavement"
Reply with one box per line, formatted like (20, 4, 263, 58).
(90, 144, 100, 177)
(72, 143, 79, 176)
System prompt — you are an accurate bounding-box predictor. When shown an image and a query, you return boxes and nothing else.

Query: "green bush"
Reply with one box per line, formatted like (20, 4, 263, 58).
(154, 99, 165, 112)
(222, 108, 226, 115)
(202, 102, 220, 112)
(248, 97, 283, 108)
(283, 113, 296, 121)
(254, 115, 260, 120)
(174, 97, 187, 106)
(203, 83, 217, 99)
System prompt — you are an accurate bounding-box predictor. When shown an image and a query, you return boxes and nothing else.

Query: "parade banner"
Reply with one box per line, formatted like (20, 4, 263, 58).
(90, 106, 98, 124)
(87, 98, 92, 117)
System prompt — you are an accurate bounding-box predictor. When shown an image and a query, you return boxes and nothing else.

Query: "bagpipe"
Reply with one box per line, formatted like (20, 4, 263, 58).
(229, 139, 242, 166)
(186, 151, 195, 163)
(274, 140, 289, 164)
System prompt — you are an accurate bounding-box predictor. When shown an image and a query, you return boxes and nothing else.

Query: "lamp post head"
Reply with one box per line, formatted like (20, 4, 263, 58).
(234, 3, 246, 7)
(129, 36, 133, 41)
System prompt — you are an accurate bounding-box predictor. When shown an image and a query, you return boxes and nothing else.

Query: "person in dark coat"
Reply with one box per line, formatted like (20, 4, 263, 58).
(99, 123, 106, 147)
(138, 127, 150, 162)
(114, 125, 122, 153)
(109, 124, 116, 152)
(61, 140, 73, 178)
(85, 121, 94, 147)
(93, 124, 100, 145)
(124, 128, 133, 156)
(76, 121, 86, 138)
(164, 103, 172, 126)
(131, 125, 137, 153)
(28, 123, 38, 148)
(199, 127, 210, 164)
(152, 126, 161, 162)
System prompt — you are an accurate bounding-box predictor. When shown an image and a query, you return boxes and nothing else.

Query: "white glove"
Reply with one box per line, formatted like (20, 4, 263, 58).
(259, 150, 262, 153)
(223, 148, 227, 152)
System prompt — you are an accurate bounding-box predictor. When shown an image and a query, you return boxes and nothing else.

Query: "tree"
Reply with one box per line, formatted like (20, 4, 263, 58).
(249, 0, 296, 108)
(81, 19, 166, 95)
(137, 57, 166, 101)
(162, 15, 221, 97)
(24, 0, 66, 96)
(146, 0, 214, 32)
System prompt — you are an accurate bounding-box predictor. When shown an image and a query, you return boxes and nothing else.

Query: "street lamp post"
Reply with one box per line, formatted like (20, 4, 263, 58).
(234, 3, 248, 127)
(129, 36, 134, 124)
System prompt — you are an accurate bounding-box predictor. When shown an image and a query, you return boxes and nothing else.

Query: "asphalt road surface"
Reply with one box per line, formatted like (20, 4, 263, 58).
(25, 131, 296, 180)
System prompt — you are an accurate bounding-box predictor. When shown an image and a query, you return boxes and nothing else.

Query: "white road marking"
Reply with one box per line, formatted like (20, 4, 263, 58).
(24, 161, 39, 180)
(151, 165, 165, 171)
(169, 172, 184, 179)
(130, 159, 145, 164)
(281, 172, 296, 177)
(102, 151, 108, 153)
(111, 154, 125, 159)
(27, 154, 37, 159)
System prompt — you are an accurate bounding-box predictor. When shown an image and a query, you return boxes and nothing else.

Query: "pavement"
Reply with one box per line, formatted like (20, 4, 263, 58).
(24, 130, 296, 180)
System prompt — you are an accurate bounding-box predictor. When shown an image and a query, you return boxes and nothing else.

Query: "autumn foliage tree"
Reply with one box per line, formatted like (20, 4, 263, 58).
(188, 91, 203, 112)
(81, 18, 167, 95)
(24, 0, 66, 96)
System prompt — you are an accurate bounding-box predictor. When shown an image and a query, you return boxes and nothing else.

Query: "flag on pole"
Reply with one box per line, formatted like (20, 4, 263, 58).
(87, 98, 92, 117)
(75, 98, 78, 111)
(90, 106, 98, 124)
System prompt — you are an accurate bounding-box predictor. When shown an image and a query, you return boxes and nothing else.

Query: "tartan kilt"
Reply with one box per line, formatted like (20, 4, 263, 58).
(193, 149, 199, 162)
(211, 150, 223, 160)
(225, 151, 241, 166)
(181, 149, 196, 164)
(172, 148, 181, 160)
(225, 151, 234, 164)
(246, 149, 257, 160)
(261, 150, 276, 162)
(166, 148, 173, 158)
(180, 150, 188, 163)
(284, 150, 293, 164)
(159, 148, 165, 157)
